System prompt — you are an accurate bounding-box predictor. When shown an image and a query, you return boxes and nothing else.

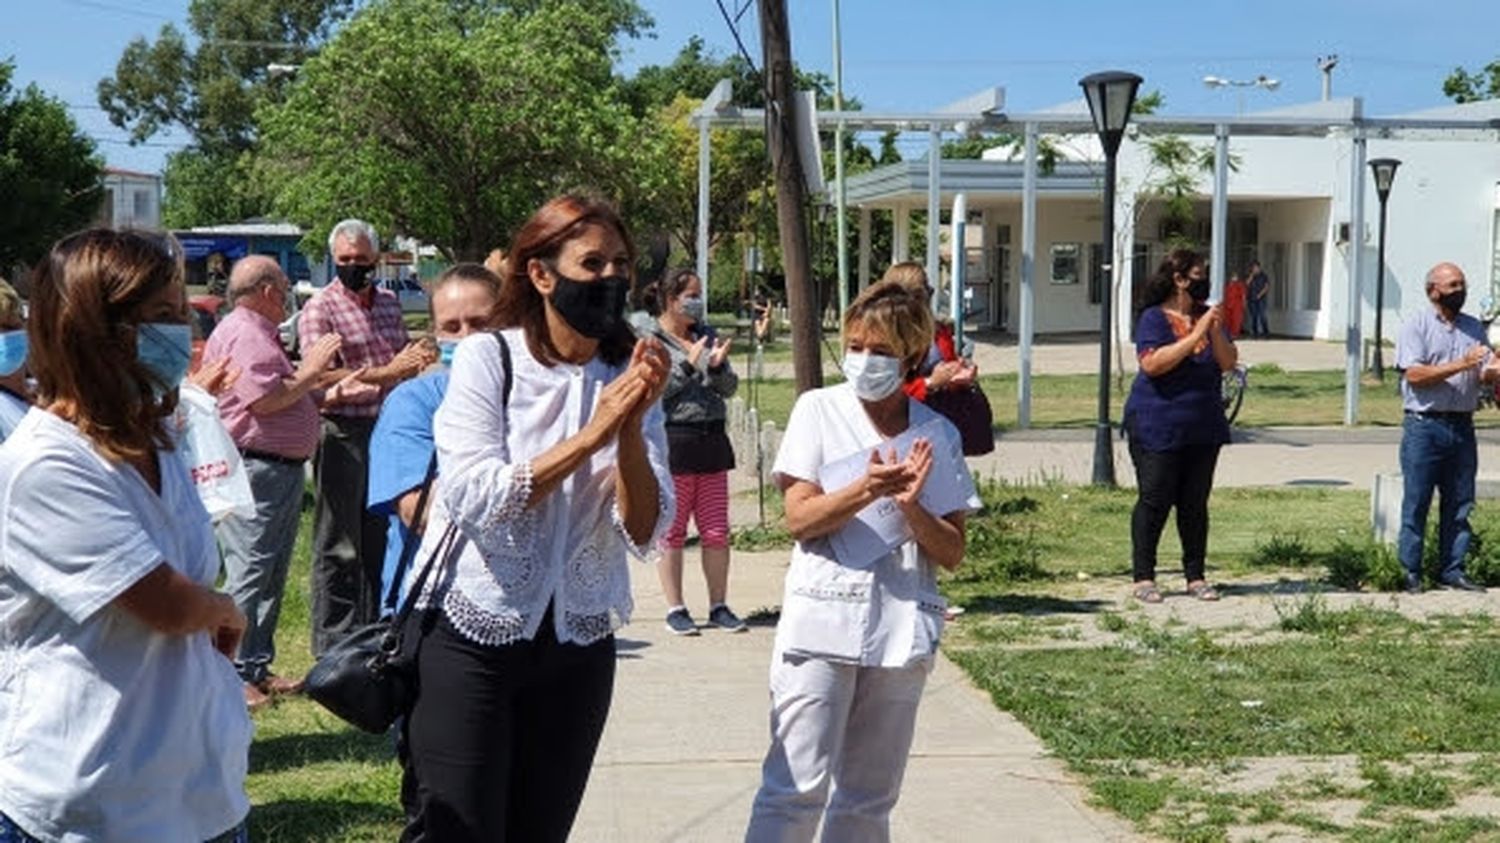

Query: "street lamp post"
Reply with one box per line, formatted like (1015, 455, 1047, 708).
(1368, 157, 1401, 382)
(1079, 70, 1143, 488)
(1202, 74, 1279, 114)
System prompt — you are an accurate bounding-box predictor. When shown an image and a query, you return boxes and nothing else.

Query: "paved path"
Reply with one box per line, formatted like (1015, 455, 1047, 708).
(573, 339, 1446, 842)
(572, 549, 1137, 842)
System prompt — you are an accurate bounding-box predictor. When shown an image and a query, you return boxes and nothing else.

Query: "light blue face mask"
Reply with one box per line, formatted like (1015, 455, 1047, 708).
(680, 296, 705, 323)
(438, 338, 459, 367)
(0, 330, 27, 377)
(137, 322, 194, 392)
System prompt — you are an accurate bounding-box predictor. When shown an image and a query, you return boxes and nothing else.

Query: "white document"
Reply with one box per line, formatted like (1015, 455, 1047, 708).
(816, 418, 967, 570)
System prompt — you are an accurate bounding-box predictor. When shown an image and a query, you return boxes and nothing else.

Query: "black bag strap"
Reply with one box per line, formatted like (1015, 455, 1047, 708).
(382, 452, 439, 610)
(382, 330, 513, 612)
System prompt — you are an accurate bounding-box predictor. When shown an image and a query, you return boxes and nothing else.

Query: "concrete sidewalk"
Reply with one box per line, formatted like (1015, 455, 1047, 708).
(571, 550, 1137, 842)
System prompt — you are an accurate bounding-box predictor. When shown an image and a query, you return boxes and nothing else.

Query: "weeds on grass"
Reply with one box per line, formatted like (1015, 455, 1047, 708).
(1273, 593, 1408, 636)
(1359, 758, 1457, 810)
(1248, 532, 1315, 567)
(731, 523, 793, 551)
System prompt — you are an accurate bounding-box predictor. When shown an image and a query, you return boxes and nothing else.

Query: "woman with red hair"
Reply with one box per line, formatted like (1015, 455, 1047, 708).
(399, 196, 674, 842)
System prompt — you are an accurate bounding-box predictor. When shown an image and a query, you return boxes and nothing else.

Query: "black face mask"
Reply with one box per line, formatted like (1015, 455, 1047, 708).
(549, 271, 630, 340)
(1187, 277, 1211, 302)
(336, 263, 376, 292)
(1439, 290, 1466, 313)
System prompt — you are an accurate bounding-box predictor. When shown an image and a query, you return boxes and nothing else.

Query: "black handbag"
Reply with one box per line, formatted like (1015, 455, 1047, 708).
(302, 519, 457, 733)
(303, 332, 512, 733)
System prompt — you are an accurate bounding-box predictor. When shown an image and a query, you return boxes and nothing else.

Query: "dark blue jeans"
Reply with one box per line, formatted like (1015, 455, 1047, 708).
(1247, 297, 1269, 337)
(1399, 412, 1477, 581)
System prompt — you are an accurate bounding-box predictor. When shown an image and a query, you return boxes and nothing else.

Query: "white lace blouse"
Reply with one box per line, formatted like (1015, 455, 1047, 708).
(410, 329, 674, 646)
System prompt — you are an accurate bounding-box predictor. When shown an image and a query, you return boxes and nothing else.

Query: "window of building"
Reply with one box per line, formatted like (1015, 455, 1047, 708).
(1265, 242, 1289, 309)
(1050, 243, 1080, 285)
(132, 189, 152, 220)
(1301, 241, 1324, 310)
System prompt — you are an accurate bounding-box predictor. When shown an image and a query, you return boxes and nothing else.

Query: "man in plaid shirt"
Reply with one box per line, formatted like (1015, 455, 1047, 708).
(299, 219, 436, 656)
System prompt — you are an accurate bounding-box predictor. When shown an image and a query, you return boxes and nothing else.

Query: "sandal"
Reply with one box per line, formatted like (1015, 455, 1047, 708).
(1186, 581, 1220, 601)
(1132, 582, 1164, 604)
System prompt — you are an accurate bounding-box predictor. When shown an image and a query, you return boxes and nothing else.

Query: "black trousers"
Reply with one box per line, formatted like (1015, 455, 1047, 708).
(401, 610, 616, 843)
(1129, 440, 1222, 583)
(310, 415, 387, 656)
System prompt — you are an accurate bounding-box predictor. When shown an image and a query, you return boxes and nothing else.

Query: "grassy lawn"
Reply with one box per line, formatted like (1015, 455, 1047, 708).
(254, 477, 1500, 839)
(244, 500, 406, 842)
(942, 481, 1500, 841)
(734, 367, 1446, 432)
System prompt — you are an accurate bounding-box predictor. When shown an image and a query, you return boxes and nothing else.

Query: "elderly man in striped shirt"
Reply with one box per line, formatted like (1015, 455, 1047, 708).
(299, 220, 436, 657)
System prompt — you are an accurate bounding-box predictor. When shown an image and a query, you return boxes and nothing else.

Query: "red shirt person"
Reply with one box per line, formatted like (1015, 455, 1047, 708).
(1224, 274, 1248, 338)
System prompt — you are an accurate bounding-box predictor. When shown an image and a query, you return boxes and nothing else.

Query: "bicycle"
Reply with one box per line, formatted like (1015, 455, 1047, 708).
(1223, 364, 1248, 425)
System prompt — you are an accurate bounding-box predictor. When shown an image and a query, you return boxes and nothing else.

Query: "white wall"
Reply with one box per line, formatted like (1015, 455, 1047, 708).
(100, 172, 163, 229)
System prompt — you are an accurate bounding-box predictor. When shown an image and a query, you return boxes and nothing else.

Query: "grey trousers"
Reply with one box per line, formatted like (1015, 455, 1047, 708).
(216, 455, 306, 685)
(310, 415, 388, 657)
(747, 654, 931, 843)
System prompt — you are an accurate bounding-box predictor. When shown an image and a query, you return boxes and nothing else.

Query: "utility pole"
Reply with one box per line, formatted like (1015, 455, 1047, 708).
(760, 0, 822, 393)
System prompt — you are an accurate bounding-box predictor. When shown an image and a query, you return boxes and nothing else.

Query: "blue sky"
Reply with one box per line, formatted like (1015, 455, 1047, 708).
(7, 0, 1498, 174)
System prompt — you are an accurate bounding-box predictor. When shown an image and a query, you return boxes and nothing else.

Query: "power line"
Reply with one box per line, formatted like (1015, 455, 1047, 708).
(58, 0, 175, 21)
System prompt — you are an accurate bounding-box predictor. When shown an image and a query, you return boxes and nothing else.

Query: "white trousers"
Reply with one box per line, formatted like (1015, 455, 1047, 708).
(745, 653, 931, 843)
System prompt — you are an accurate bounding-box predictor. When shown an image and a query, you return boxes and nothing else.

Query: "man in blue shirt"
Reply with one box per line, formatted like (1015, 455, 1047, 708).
(368, 264, 503, 612)
(1394, 262, 1500, 593)
(1246, 260, 1271, 338)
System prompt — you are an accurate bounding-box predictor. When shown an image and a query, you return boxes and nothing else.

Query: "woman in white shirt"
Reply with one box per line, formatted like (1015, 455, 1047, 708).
(401, 196, 674, 842)
(746, 280, 980, 843)
(0, 229, 251, 842)
(0, 278, 32, 440)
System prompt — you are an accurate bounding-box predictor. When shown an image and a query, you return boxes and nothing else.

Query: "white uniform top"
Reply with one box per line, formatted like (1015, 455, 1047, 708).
(412, 329, 674, 648)
(0, 409, 251, 843)
(771, 384, 980, 668)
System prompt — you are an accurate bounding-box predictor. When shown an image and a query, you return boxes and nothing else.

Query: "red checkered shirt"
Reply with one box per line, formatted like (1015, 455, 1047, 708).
(298, 280, 409, 418)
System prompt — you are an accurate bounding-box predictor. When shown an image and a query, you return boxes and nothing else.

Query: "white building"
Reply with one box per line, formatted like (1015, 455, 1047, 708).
(98, 167, 163, 229)
(843, 97, 1500, 342)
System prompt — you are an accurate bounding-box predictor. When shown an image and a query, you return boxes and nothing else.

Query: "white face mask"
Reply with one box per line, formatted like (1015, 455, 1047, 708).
(841, 350, 905, 402)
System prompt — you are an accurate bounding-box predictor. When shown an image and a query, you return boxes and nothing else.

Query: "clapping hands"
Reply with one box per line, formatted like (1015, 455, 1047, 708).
(861, 438, 934, 508)
(591, 337, 671, 442)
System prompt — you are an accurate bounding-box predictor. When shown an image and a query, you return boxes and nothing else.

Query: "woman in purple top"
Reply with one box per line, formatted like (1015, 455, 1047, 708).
(1122, 249, 1237, 603)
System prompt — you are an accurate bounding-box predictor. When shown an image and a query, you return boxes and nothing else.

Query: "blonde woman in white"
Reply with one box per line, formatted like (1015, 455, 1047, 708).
(746, 280, 980, 843)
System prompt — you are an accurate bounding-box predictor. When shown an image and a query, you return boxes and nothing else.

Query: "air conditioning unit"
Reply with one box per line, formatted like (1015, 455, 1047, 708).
(1335, 222, 1370, 245)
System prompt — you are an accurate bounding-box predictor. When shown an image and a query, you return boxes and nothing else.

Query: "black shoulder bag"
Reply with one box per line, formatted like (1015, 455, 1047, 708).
(303, 331, 513, 733)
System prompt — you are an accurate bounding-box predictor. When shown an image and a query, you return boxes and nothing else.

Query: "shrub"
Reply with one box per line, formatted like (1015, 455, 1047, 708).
(1323, 539, 1370, 590)
(1249, 533, 1315, 568)
(1364, 543, 1407, 592)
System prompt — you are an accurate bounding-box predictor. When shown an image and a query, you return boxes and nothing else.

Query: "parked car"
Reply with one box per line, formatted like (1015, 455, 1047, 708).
(188, 294, 226, 373)
(379, 276, 429, 314)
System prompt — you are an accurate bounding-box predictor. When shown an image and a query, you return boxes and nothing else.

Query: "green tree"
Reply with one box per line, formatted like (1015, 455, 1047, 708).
(1443, 60, 1500, 103)
(257, 0, 659, 261)
(0, 61, 103, 269)
(97, 0, 355, 226)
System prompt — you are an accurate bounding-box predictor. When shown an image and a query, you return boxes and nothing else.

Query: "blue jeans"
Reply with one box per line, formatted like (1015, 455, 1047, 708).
(1247, 297, 1269, 337)
(1399, 413, 1477, 581)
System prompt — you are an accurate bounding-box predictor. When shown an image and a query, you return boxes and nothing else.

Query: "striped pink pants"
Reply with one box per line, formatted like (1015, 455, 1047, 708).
(663, 471, 731, 549)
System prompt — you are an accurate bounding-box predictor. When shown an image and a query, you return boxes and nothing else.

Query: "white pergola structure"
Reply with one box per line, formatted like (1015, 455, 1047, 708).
(692, 88, 1500, 427)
